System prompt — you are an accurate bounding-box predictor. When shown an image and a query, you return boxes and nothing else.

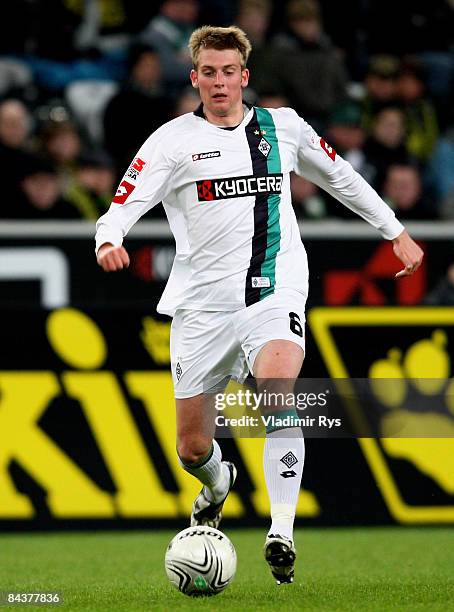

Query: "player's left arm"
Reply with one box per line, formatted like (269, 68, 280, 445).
(293, 113, 423, 276)
(391, 229, 423, 278)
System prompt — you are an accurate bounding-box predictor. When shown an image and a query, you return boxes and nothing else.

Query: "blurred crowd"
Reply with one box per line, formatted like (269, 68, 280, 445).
(0, 0, 453, 222)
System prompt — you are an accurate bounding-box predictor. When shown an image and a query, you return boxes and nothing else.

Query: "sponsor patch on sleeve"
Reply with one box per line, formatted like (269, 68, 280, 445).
(126, 157, 146, 181)
(113, 180, 135, 205)
(320, 138, 337, 161)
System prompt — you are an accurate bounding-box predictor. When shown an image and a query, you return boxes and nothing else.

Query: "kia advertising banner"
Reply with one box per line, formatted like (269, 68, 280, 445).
(1, 305, 453, 529)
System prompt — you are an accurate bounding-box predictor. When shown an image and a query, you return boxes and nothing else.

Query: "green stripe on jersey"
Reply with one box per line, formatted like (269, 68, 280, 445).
(255, 107, 282, 300)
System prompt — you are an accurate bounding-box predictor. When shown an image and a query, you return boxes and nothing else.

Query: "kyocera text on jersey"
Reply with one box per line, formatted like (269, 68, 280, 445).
(196, 173, 283, 202)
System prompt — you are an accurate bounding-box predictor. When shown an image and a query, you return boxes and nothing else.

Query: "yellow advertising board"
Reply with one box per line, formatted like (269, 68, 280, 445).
(309, 307, 454, 523)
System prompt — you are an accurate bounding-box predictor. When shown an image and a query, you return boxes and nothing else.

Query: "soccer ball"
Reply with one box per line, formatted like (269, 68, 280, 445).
(165, 526, 237, 596)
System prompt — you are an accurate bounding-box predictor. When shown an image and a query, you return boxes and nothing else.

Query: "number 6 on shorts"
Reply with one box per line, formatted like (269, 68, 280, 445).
(289, 312, 303, 337)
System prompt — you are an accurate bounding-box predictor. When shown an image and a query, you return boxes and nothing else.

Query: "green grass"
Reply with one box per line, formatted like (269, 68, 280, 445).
(1, 528, 453, 611)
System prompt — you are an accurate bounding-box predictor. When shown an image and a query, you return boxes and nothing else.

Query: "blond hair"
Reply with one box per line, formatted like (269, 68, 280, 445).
(188, 25, 252, 69)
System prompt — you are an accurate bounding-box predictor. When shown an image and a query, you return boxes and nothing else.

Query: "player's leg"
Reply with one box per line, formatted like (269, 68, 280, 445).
(254, 340, 304, 584)
(234, 289, 307, 583)
(176, 393, 236, 527)
(171, 309, 239, 528)
(254, 340, 305, 542)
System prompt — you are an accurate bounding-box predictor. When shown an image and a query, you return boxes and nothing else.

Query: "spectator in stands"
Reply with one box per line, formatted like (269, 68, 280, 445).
(11, 154, 79, 219)
(255, 0, 347, 130)
(65, 149, 116, 220)
(0, 59, 33, 100)
(382, 163, 434, 220)
(290, 172, 326, 219)
(174, 86, 200, 116)
(236, 0, 270, 48)
(363, 106, 410, 190)
(139, 0, 199, 98)
(361, 55, 400, 134)
(422, 263, 454, 305)
(0, 1, 135, 94)
(326, 100, 373, 182)
(0, 98, 34, 206)
(427, 128, 454, 218)
(364, 0, 454, 119)
(236, 0, 273, 100)
(37, 118, 84, 189)
(396, 58, 439, 164)
(103, 43, 172, 178)
(307, 101, 375, 221)
(65, 0, 132, 60)
(0, 98, 32, 151)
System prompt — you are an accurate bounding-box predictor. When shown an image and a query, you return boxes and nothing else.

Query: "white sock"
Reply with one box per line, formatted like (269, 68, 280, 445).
(179, 439, 230, 503)
(263, 427, 305, 541)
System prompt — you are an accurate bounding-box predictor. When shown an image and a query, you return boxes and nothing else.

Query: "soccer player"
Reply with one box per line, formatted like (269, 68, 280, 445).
(95, 26, 423, 585)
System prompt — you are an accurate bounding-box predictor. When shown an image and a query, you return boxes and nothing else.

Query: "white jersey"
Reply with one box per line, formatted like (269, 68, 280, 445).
(95, 105, 404, 316)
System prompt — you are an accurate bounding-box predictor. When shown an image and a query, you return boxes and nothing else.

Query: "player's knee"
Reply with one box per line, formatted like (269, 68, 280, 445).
(177, 437, 212, 466)
(253, 340, 304, 379)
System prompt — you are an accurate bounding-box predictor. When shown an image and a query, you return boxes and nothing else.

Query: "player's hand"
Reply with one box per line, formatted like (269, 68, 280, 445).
(392, 230, 424, 278)
(97, 243, 130, 272)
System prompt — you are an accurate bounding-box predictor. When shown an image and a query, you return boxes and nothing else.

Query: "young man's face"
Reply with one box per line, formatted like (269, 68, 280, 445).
(190, 48, 249, 118)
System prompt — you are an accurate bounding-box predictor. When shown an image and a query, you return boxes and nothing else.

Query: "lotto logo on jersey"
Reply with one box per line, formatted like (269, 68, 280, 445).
(113, 180, 135, 205)
(126, 157, 146, 181)
(192, 151, 221, 161)
(320, 138, 337, 161)
(197, 173, 283, 201)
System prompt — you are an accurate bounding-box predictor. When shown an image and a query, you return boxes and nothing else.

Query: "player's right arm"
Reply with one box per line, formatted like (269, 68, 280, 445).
(95, 124, 178, 271)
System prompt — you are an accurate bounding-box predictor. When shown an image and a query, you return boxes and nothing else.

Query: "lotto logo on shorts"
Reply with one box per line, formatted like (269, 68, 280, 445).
(197, 173, 283, 202)
(113, 180, 135, 205)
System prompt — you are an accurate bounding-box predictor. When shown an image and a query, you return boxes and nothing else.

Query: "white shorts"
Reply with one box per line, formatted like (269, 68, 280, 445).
(170, 289, 307, 399)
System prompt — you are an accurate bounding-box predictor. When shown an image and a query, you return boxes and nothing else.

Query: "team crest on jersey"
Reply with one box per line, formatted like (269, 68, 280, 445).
(192, 151, 221, 162)
(258, 137, 272, 157)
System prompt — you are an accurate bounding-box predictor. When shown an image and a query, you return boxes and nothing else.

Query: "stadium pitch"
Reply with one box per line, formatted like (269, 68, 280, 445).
(1, 527, 453, 611)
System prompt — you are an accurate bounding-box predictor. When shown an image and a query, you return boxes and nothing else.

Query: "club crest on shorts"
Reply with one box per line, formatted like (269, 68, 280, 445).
(175, 362, 183, 381)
